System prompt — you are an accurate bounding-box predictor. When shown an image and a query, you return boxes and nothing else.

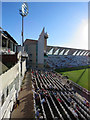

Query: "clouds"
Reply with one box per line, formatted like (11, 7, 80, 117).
(61, 19, 88, 50)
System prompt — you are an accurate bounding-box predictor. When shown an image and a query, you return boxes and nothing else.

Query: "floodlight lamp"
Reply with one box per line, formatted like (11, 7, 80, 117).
(19, 2, 29, 17)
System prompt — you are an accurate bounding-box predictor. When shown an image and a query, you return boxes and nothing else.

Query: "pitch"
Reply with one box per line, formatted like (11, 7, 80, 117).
(60, 68, 90, 91)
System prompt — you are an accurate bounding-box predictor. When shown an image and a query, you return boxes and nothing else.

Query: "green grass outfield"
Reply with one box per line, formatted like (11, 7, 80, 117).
(60, 68, 90, 91)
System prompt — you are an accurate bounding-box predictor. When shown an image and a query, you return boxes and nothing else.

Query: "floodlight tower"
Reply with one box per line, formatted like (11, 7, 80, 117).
(19, 2, 29, 47)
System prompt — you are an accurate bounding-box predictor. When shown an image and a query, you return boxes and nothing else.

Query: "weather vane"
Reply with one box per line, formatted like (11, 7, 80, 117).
(19, 2, 29, 47)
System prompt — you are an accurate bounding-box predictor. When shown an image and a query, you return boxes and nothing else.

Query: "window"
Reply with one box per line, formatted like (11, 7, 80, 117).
(25, 45, 28, 52)
(29, 54, 32, 57)
(30, 60, 32, 62)
(1, 94, 4, 106)
(2, 39, 7, 47)
(6, 88, 9, 97)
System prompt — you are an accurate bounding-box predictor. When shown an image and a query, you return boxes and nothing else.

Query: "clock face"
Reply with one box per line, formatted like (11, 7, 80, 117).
(22, 2, 28, 16)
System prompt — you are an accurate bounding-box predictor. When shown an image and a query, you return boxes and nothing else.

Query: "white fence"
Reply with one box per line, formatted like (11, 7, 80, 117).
(1, 85, 16, 119)
(0, 63, 19, 91)
(0, 59, 27, 119)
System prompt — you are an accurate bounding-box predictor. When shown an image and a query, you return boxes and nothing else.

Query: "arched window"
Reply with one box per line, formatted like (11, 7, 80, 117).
(1, 94, 4, 106)
(6, 87, 9, 97)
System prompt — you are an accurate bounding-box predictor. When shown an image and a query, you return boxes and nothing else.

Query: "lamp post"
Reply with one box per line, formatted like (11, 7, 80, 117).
(19, 2, 29, 47)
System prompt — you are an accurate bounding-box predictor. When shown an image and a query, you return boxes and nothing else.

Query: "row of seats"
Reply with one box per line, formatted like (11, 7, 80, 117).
(45, 55, 89, 68)
(31, 69, 90, 120)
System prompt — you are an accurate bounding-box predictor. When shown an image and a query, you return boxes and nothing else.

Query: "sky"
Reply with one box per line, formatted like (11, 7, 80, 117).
(2, 2, 88, 49)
